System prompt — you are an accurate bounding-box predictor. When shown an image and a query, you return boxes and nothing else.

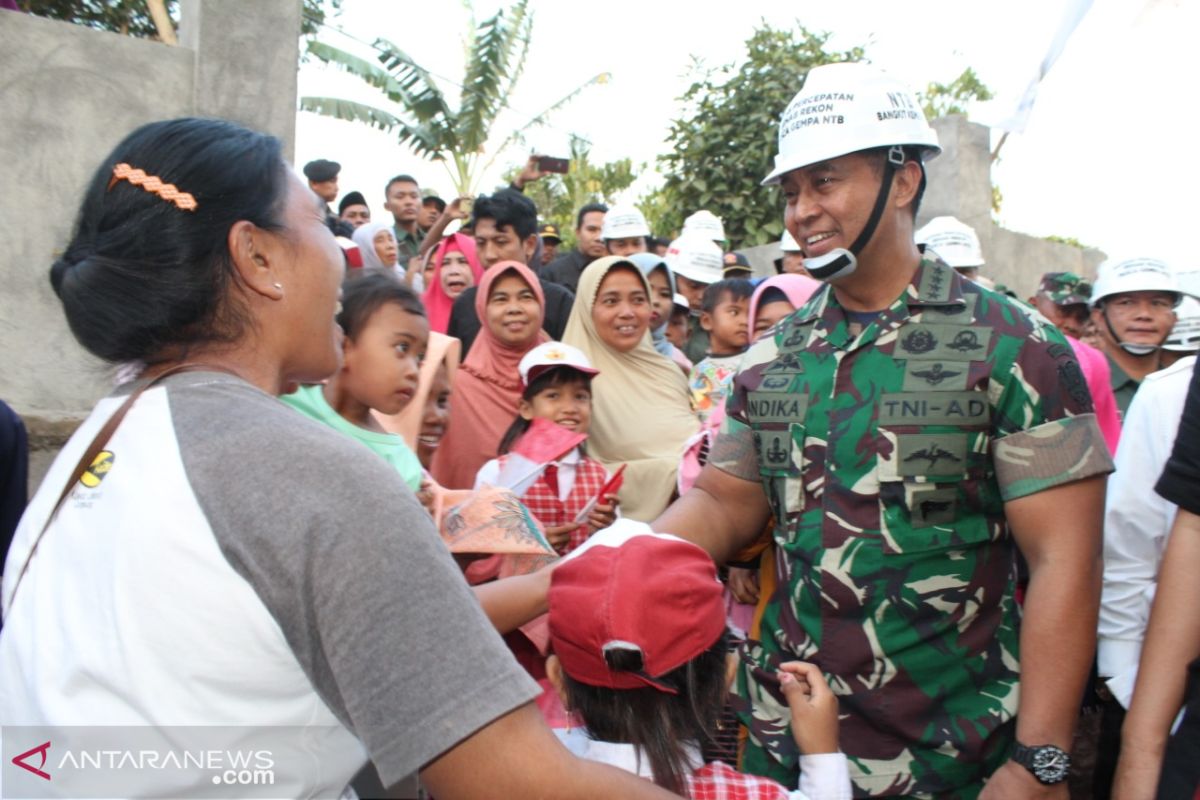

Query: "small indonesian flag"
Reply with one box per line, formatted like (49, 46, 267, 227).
(494, 418, 587, 496)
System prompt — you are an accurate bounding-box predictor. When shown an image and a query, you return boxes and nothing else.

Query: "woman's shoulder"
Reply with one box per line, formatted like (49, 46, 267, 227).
(165, 376, 409, 495)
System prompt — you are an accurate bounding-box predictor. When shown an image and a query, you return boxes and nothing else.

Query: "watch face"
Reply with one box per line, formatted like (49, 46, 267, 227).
(1031, 747, 1070, 783)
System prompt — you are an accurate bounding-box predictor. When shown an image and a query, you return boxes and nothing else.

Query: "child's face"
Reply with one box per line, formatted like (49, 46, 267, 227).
(439, 250, 475, 299)
(519, 376, 592, 434)
(417, 363, 451, 469)
(486, 271, 542, 347)
(373, 230, 398, 267)
(341, 303, 429, 415)
(666, 309, 689, 349)
(646, 267, 673, 330)
(701, 292, 750, 354)
(753, 299, 797, 339)
(591, 266, 651, 353)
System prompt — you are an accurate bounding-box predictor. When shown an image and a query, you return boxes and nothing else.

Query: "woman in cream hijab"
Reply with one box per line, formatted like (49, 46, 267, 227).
(562, 256, 699, 520)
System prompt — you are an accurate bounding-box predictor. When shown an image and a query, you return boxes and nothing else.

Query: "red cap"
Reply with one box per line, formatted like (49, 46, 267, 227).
(548, 535, 725, 694)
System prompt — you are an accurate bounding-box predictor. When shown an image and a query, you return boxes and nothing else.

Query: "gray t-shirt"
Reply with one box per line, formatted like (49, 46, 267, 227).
(1, 372, 538, 792)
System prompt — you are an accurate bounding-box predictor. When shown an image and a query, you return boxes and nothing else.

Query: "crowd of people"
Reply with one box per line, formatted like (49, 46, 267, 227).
(1, 61, 1198, 800)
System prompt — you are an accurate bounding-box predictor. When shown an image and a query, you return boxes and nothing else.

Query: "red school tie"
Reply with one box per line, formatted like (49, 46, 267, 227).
(543, 464, 559, 496)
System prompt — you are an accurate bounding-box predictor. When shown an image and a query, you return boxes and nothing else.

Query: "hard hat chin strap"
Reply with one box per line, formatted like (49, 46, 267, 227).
(1100, 305, 1159, 356)
(804, 146, 906, 282)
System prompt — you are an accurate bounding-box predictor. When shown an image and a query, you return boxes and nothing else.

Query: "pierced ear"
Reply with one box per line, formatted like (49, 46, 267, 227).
(228, 220, 283, 299)
(544, 655, 570, 708)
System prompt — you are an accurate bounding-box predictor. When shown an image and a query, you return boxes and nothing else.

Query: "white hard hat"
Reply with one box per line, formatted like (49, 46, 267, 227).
(1090, 257, 1182, 308)
(916, 216, 985, 269)
(681, 210, 726, 242)
(762, 62, 941, 186)
(601, 205, 650, 240)
(518, 342, 599, 387)
(780, 230, 802, 253)
(1165, 296, 1200, 352)
(666, 234, 723, 285)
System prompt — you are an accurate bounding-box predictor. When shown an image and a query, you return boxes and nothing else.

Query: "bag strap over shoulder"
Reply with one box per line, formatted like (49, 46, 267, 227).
(4, 364, 238, 609)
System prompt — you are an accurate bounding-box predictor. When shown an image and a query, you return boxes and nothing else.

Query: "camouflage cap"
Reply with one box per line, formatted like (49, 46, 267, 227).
(1037, 272, 1092, 306)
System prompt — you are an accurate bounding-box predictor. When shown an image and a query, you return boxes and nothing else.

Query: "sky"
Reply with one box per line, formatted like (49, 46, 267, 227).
(295, 0, 1196, 273)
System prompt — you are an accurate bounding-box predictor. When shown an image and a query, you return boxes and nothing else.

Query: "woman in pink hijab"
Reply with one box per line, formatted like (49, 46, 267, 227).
(747, 273, 822, 339)
(423, 233, 483, 333)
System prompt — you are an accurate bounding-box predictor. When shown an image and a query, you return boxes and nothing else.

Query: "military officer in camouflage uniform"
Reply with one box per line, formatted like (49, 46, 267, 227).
(655, 63, 1113, 799)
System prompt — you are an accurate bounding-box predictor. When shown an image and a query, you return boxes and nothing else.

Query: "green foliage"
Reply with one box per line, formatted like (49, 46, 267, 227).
(1044, 234, 1087, 249)
(302, 0, 604, 197)
(510, 135, 636, 242)
(655, 24, 865, 248)
(918, 67, 994, 120)
(21, 0, 341, 38)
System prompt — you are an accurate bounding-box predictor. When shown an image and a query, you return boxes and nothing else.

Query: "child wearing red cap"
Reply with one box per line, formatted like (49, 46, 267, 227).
(474, 342, 619, 556)
(546, 525, 851, 799)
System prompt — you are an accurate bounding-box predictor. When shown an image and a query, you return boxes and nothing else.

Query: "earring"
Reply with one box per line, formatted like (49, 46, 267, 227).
(273, 283, 283, 291)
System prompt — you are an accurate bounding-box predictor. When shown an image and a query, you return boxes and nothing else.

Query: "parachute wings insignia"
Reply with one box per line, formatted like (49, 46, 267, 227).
(910, 363, 961, 386)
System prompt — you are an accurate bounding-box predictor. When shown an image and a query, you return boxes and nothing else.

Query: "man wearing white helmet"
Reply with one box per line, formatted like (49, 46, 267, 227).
(666, 233, 725, 364)
(916, 215, 993, 288)
(601, 205, 651, 258)
(774, 230, 808, 275)
(655, 62, 1112, 798)
(1161, 295, 1200, 369)
(682, 209, 727, 243)
(1089, 257, 1182, 417)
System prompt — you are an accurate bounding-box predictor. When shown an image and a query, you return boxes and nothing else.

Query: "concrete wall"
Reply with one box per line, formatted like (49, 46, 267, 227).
(0, 1, 301, 489)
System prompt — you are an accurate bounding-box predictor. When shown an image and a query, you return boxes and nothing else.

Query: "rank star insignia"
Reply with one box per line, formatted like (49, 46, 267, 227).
(911, 363, 961, 386)
(902, 329, 938, 353)
(904, 444, 962, 467)
(946, 330, 984, 352)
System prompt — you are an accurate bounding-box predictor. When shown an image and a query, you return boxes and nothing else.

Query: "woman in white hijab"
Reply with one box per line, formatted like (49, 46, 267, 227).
(351, 221, 400, 273)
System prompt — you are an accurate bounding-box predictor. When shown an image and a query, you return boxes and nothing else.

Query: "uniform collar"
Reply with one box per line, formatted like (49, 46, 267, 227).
(796, 256, 965, 325)
(794, 257, 967, 352)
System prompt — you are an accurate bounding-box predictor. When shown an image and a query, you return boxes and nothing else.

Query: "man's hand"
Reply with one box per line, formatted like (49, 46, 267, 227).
(979, 761, 1066, 799)
(442, 195, 473, 223)
(512, 155, 547, 190)
(780, 661, 839, 755)
(728, 566, 760, 604)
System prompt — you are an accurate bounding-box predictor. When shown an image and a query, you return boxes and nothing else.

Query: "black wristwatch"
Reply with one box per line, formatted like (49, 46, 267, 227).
(1011, 741, 1071, 785)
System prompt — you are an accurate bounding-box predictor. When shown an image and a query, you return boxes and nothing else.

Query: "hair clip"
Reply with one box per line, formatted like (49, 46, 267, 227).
(108, 163, 198, 212)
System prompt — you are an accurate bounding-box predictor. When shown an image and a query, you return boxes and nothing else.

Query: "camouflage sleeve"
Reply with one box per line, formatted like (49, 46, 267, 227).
(992, 324, 1114, 501)
(709, 364, 761, 481)
(709, 417, 760, 481)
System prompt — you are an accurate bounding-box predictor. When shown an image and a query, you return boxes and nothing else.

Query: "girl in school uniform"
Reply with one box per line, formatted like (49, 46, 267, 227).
(474, 342, 618, 556)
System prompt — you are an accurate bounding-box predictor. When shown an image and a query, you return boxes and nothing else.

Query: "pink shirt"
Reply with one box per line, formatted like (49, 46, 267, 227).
(1069, 336, 1121, 455)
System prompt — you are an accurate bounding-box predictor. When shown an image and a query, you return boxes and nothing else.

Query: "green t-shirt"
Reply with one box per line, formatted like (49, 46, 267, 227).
(281, 384, 423, 492)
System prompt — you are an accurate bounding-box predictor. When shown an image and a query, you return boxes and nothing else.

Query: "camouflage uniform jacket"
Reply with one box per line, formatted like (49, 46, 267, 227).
(712, 258, 1113, 798)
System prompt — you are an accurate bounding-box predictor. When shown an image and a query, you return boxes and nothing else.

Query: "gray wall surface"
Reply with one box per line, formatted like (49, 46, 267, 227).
(0, 1, 301, 487)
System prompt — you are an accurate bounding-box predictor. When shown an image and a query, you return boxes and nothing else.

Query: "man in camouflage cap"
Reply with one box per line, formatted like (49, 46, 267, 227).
(1029, 272, 1092, 339)
(655, 62, 1112, 799)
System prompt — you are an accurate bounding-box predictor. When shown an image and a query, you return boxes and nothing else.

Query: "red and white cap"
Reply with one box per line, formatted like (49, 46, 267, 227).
(548, 531, 726, 694)
(518, 342, 599, 388)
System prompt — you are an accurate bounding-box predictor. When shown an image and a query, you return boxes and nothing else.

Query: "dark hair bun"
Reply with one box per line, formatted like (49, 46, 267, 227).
(51, 118, 288, 364)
